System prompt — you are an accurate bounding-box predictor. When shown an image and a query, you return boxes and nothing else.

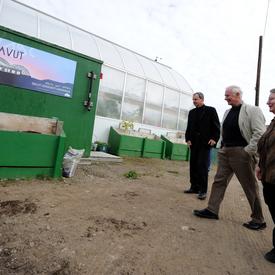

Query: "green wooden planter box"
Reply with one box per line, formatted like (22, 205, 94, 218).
(0, 130, 66, 179)
(142, 138, 166, 159)
(108, 127, 144, 157)
(161, 135, 189, 161)
(108, 127, 165, 159)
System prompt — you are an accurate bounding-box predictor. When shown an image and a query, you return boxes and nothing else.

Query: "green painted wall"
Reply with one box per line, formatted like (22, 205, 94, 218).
(0, 26, 102, 157)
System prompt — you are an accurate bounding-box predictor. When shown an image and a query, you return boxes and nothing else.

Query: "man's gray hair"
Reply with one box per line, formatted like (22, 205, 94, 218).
(226, 85, 243, 97)
(193, 92, 204, 100)
(270, 88, 275, 94)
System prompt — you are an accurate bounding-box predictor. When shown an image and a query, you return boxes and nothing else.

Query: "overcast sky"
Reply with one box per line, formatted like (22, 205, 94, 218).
(16, 0, 275, 122)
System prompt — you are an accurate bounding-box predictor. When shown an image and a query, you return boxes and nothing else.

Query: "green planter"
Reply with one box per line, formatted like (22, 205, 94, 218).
(142, 138, 166, 159)
(161, 135, 189, 161)
(0, 129, 66, 179)
(108, 127, 166, 159)
(108, 127, 143, 157)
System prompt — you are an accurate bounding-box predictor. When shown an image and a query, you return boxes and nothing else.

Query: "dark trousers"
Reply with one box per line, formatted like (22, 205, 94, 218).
(263, 182, 275, 249)
(189, 144, 210, 193)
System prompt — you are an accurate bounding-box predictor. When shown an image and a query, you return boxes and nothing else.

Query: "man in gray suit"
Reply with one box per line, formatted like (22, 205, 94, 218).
(194, 85, 266, 230)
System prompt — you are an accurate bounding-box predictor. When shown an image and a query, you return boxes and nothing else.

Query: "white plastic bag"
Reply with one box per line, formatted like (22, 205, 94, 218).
(62, 147, 84, 178)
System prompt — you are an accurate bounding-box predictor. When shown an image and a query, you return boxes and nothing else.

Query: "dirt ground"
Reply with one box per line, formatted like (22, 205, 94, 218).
(0, 157, 274, 275)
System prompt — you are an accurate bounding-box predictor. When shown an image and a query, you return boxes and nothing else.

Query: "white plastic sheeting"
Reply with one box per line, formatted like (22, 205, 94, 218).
(0, 0, 193, 93)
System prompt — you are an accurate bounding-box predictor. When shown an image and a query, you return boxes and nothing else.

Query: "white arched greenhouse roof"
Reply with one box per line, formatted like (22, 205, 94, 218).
(0, 0, 193, 94)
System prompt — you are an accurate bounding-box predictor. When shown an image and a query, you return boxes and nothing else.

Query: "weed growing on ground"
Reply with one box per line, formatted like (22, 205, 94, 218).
(124, 170, 138, 179)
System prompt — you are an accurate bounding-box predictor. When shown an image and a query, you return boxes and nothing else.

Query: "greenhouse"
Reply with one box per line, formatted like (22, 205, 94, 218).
(0, 0, 193, 143)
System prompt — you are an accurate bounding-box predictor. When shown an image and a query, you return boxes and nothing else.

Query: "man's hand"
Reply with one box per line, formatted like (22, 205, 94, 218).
(208, 139, 216, 146)
(187, 140, 192, 147)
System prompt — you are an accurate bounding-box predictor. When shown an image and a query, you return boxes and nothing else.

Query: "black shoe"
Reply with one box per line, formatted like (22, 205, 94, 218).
(197, 192, 207, 200)
(242, 221, 267, 231)
(264, 248, 275, 263)
(193, 208, 219, 219)
(184, 188, 199, 194)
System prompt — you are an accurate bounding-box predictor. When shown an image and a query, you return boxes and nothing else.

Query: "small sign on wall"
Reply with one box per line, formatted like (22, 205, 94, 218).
(0, 37, 77, 98)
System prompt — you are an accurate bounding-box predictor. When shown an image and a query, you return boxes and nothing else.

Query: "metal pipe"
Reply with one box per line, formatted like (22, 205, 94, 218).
(255, 35, 263, 106)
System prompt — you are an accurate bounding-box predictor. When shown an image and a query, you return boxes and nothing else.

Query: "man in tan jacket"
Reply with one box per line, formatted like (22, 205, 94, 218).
(194, 85, 266, 230)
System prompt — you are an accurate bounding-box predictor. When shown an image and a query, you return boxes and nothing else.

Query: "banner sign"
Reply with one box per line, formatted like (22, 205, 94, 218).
(0, 37, 77, 98)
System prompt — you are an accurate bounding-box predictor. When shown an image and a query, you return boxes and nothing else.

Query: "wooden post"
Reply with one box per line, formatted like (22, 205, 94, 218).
(255, 36, 263, 106)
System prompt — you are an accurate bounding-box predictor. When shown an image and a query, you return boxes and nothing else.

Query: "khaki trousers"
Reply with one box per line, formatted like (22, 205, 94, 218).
(207, 147, 264, 223)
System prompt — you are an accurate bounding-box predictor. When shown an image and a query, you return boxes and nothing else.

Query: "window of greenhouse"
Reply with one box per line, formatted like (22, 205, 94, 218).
(69, 27, 101, 60)
(121, 74, 145, 123)
(154, 63, 179, 90)
(116, 47, 145, 77)
(137, 55, 162, 83)
(96, 66, 125, 119)
(162, 88, 180, 129)
(0, 0, 37, 37)
(170, 70, 191, 93)
(143, 81, 164, 127)
(94, 37, 124, 69)
(39, 14, 71, 48)
(178, 93, 192, 131)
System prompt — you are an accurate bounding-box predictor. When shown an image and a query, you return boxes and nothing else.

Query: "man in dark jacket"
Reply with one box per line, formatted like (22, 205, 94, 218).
(185, 92, 220, 199)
